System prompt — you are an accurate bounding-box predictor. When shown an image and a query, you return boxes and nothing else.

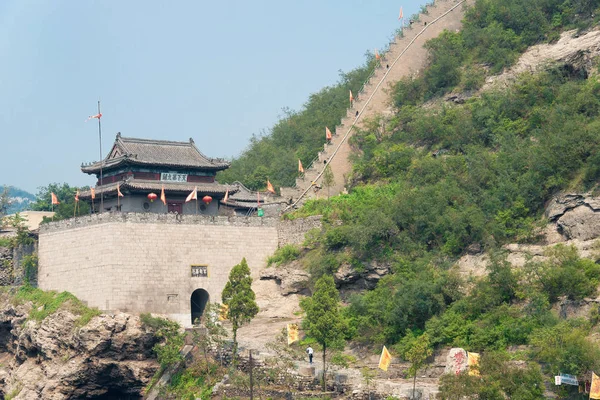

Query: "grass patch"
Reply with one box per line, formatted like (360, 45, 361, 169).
(13, 285, 100, 326)
(267, 244, 301, 267)
(140, 312, 176, 330)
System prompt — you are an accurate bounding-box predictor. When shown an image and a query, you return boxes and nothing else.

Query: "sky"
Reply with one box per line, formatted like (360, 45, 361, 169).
(0, 0, 427, 194)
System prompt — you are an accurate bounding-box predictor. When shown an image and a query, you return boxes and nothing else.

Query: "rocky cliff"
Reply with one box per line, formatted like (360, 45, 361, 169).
(0, 294, 159, 399)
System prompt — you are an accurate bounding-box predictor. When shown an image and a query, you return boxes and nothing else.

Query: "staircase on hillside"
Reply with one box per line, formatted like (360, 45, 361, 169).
(280, 0, 473, 210)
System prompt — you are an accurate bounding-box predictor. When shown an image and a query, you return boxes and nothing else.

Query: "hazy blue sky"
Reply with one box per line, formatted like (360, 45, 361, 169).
(0, 1, 427, 193)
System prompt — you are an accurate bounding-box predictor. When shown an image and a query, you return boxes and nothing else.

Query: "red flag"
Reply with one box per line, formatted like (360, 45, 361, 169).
(160, 185, 166, 205)
(117, 184, 124, 198)
(224, 189, 229, 203)
(74, 190, 80, 202)
(51, 192, 60, 205)
(298, 159, 304, 173)
(85, 113, 102, 122)
(90, 187, 96, 200)
(185, 187, 198, 203)
(349, 90, 354, 103)
(399, 6, 403, 20)
(375, 49, 381, 60)
(326, 127, 333, 141)
(267, 180, 276, 194)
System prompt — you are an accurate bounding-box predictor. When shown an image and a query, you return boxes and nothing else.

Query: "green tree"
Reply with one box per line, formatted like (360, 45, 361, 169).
(193, 302, 228, 370)
(402, 332, 433, 399)
(0, 185, 12, 218)
(300, 275, 345, 391)
(221, 258, 259, 360)
(322, 164, 335, 199)
(30, 183, 90, 222)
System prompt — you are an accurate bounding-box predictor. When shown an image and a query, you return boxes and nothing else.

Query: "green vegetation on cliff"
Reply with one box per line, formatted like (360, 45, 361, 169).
(272, 0, 600, 397)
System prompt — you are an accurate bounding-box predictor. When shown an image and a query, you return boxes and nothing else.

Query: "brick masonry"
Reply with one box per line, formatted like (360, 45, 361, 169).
(38, 213, 321, 327)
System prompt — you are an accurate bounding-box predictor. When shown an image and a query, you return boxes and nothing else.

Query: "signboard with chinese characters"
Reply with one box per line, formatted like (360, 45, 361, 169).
(559, 374, 578, 386)
(191, 265, 208, 277)
(161, 173, 188, 182)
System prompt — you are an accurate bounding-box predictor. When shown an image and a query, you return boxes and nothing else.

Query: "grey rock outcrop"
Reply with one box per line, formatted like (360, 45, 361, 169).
(260, 262, 311, 296)
(0, 297, 159, 399)
(546, 193, 600, 240)
(334, 261, 391, 291)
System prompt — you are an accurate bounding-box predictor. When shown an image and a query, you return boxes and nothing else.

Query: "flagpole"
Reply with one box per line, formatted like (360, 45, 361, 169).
(98, 100, 104, 213)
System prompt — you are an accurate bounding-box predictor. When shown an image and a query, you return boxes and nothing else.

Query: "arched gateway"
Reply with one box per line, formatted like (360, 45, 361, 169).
(190, 289, 209, 325)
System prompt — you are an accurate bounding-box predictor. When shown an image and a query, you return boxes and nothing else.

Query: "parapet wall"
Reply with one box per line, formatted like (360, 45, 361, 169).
(276, 216, 322, 247)
(38, 212, 320, 327)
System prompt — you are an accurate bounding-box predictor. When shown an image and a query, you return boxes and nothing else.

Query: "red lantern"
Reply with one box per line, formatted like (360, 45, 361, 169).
(147, 193, 158, 202)
(202, 195, 212, 205)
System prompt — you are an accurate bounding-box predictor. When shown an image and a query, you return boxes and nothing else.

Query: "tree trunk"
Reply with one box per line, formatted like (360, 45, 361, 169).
(322, 343, 327, 392)
(232, 324, 238, 364)
(412, 373, 417, 399)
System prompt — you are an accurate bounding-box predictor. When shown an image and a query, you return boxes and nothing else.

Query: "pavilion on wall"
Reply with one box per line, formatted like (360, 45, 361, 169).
(80, 133, 234, 215)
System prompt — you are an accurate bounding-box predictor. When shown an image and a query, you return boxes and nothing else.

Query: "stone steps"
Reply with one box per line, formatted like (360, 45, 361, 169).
(282, 0, 472, 209)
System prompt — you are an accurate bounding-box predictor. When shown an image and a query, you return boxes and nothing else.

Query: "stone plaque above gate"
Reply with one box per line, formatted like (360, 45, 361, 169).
(191, 265, 208, 278)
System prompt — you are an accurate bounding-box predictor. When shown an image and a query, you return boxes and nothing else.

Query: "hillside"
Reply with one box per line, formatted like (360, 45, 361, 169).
(226, 0, 600, 398)
(0, 186, 35, 214)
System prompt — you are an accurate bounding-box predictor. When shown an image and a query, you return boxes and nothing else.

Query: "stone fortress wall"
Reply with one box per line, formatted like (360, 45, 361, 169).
(38, 213, 320, 327)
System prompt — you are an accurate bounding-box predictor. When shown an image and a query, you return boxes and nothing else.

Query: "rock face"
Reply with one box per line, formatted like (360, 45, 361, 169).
(260, 259, 391, 298)
(0, 247, 12, 285)
(547, 193, 600, 240)
(484, 29, 600, 91)
(259, 262, 311, 296)
(0, 299, 159, 399)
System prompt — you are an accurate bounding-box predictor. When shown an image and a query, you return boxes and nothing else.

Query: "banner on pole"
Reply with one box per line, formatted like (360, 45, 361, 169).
(287, 323, 299, 345)
(378, 346, 392, 371)
(590, 372, 600, 399)
(467, 352, 480, 376)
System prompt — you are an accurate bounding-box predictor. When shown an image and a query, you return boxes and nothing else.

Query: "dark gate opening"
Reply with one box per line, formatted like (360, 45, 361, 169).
(191, 289, 209, 325)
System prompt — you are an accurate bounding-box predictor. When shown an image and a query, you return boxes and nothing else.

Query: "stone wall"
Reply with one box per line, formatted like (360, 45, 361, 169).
(0, 247, 12, 286)
(38, 212, 319, 327)
(277, 216, 322, 247)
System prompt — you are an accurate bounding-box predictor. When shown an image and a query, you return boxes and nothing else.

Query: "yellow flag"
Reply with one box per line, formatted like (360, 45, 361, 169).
(378, 345, 392, 371)
(591, 372, 600, 399)
(467, 352, 480, 376)
(287, 323, 299, 345)
(218, 303, 229, 321)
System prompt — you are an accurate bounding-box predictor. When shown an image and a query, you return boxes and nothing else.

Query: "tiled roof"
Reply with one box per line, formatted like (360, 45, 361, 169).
(81, 133, 230, 174)
(220, 181, 287, 208)
(228, 181, 278, 202)
(79, 178, 236, 199)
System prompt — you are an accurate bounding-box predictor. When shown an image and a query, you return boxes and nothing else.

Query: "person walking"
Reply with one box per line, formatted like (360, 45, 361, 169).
(306, 346, 314, 364)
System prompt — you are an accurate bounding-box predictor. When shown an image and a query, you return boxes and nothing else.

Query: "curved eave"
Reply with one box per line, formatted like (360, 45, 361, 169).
(81, 158, 230, 175)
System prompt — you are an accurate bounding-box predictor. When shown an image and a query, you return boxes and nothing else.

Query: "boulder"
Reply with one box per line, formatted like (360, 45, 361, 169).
(443, 348, 468, 376)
